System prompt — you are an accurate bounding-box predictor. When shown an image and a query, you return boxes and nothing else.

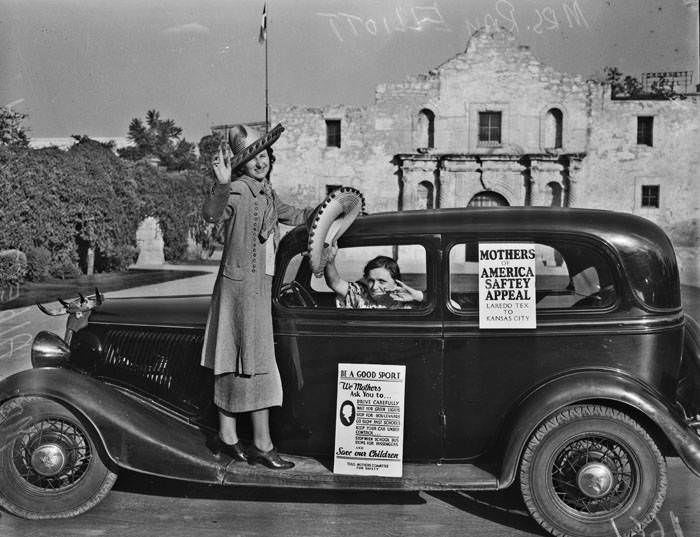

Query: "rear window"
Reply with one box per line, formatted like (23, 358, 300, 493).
(449, 241, 617, 311)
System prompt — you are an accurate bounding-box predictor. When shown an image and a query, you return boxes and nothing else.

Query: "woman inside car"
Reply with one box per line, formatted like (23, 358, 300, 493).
(323, 244, 425, 309)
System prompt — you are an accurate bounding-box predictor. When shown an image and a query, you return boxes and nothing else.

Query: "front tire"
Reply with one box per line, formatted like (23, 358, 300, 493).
(0, 397, 117, 519)
(520, 404, 667, 537)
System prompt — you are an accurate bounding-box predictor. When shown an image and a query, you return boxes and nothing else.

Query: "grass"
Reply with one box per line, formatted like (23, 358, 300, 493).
(0, 269, 211, 310)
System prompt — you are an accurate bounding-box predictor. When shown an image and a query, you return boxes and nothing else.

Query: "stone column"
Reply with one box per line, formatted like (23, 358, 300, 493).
(566, 156, 584, 207)
(399, 155, 438, 211)
(530, 157, 565, 207)
(440, 156, 481, 208)
(479, 157, 527, 206)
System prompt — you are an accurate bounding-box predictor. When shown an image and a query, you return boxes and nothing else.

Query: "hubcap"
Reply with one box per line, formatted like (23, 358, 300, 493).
(12, 417, 92, 491)
(577, 462, 614, 498)
(30, 443, 66, 476)
(551, 435, 635, 516)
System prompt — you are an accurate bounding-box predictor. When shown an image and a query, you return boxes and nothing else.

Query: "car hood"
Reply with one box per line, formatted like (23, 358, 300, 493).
(88, 295, 211, 328)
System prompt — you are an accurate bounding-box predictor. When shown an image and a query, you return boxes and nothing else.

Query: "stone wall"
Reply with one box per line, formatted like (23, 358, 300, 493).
(271, 105, 402, 214)
(577, 87, 700, 284)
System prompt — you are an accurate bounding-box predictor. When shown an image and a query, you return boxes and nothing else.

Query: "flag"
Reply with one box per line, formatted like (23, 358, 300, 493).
(258, 3, 267, 44)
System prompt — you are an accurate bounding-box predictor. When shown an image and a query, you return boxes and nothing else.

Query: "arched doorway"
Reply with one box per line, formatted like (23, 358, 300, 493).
(468, 191, 509, 207)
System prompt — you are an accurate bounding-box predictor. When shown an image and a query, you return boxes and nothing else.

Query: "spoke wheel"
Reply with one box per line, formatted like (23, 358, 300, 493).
(550, 434, 637, 518)
(520, 405, 666, 537)
(0, 397, 117, 519)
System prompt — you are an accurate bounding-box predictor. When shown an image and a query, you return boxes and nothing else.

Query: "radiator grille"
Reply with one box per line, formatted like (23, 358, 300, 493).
(89, 326, 213, 416)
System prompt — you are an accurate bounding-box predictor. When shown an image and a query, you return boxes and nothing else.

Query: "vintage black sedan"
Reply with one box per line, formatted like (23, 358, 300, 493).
(1, 207, 699, 537)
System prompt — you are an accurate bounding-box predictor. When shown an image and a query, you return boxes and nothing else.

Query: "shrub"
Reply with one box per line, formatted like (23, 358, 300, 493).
(0, 249, 27, 287)
(49, 251, 82, 280)
(95, 243, 138, 272)
(25, 246, 52, 281)
(0, 142, 210, 273)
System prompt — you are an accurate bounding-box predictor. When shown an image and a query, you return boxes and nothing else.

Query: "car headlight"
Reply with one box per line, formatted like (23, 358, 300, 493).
(31, 331, 71, 368)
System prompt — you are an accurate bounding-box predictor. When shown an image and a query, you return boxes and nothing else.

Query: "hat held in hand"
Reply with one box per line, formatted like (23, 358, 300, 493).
(308, 187, 365, 277)
(227, 123, 284, 170)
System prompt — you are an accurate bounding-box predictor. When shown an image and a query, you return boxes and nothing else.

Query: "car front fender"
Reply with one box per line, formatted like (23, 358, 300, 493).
(0, 368, 226, 484)
(497, 369, 700, 488)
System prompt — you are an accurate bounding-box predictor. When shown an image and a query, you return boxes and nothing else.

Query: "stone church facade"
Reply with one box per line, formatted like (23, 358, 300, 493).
(254, 28, 698, 283)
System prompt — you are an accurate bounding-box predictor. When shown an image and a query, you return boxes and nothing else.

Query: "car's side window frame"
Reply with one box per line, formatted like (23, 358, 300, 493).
(442, 232, 623, 318)
(275, 234, 441, 318)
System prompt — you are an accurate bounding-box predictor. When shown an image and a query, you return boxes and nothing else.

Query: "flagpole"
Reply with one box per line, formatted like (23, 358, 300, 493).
(265, 13, 269, 133)
(264, 3, 269, 132)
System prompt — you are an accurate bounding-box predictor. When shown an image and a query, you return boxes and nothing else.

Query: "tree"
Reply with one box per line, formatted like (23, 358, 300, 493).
(197, 132, 224, 171)
(603, 67, 685, 100)
(119, 109, 196, 171)
(0, 106, 30, 147)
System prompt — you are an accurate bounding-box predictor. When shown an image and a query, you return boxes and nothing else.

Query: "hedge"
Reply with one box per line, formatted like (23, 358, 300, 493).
(0, 140, 209, 279)
(0, 249, 27, 287)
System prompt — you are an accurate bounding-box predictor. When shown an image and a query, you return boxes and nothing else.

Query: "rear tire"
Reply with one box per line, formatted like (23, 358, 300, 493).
(519, 404, 666, 537)
(0, 397, 117, 519)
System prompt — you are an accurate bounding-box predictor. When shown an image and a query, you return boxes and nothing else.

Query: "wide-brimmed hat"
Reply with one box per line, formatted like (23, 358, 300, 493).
(308, 187, 366, 277)
(227, 123, 284, 170)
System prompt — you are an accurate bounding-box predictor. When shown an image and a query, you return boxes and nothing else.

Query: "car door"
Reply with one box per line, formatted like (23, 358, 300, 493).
(441, 233, 622, 460)
(273, 235, 444, 462)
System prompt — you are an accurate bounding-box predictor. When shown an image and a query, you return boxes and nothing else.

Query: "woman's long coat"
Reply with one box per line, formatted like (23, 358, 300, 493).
(200, 175, 310, 393)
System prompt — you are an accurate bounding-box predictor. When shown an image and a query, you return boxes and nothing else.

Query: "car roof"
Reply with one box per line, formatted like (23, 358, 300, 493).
(284, 207, 680, 310)
(343, 207, 661, 240)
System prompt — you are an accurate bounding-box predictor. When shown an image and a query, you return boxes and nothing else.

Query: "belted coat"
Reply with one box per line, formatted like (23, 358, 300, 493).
(200, 176, 311, 390)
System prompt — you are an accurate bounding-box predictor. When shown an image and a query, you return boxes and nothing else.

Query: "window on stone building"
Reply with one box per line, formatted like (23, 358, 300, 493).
(417, 109, 435, 149)
(545, 108, 563, 149)
(326, 119, 341, 148)
(637, 116, 654, 146)
(641, 185, 660, 208)
(478, 111, 502, 146)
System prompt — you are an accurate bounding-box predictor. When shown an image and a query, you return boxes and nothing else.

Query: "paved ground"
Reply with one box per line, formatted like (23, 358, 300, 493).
(0, 458, 696, 537)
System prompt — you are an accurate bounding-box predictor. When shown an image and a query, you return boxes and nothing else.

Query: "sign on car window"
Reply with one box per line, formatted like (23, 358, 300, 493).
(478, 243, 537, 328)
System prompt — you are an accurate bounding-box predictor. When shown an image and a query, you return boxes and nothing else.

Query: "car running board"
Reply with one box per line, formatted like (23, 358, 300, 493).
(221, 456, 499, 491)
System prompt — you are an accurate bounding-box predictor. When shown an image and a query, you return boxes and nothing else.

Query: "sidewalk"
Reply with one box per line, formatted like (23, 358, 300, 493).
(0, 264, 218, 381)
(118, 263, 218, 297)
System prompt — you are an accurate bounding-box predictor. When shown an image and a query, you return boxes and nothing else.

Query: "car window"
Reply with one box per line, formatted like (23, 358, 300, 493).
(279, 244, 427, 310)
(449, 241, 616, 311)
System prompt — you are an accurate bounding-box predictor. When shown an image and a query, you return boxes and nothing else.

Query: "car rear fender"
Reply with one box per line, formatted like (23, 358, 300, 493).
(0, 368, 226, 484)
(678, 314, 700, 414)
(496, 369, 700, 488)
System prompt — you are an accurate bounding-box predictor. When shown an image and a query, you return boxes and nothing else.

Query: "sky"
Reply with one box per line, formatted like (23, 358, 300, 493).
(1, 0, 698, 142)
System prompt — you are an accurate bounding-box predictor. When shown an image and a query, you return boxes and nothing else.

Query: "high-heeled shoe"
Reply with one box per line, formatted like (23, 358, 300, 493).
(247, 445, 295, 470)
(207, 435, 248, 462)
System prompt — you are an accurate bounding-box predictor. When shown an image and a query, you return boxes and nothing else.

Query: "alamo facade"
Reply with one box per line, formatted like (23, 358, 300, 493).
(219, 28, 700, 285)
